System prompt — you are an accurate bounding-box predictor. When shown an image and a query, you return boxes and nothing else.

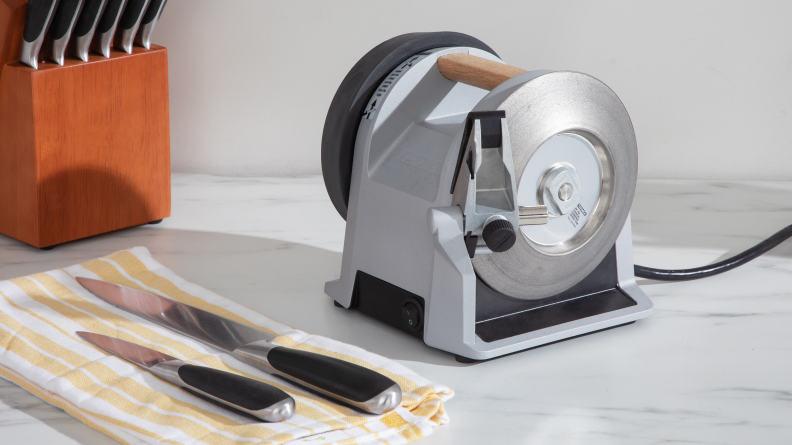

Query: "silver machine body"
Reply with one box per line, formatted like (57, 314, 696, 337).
(325, 42, 653, 361)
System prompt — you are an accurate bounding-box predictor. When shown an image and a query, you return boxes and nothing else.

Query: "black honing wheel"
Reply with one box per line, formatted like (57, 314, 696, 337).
(321, 32, 498, 219)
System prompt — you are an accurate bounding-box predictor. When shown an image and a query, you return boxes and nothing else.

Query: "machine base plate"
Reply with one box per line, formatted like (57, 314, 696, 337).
(455, 321, 637, 363)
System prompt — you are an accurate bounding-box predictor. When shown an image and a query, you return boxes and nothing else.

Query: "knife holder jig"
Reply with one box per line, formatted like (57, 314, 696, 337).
(0, 0, 170, 249)
(323, 32, 654, 362)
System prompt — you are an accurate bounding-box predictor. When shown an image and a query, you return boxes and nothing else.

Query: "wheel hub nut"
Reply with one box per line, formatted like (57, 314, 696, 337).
(538, 163, 582, 215)
(558, 183, 573, 201)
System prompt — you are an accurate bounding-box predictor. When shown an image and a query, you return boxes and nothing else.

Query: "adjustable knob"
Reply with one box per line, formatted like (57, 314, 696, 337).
(482, 219, 516, 252)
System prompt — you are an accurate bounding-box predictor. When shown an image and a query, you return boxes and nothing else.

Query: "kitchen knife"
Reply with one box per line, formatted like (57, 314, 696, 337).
(76, 277, 403, 414)
(114, 0, 150, 54)
(92, 0, 127, 58)
(20, 0, 61, 69)
(48, 0, 85, 65)
(76, 331, 295, 422)
(71, 0, 108, 62)
(135, 0, 166, 49)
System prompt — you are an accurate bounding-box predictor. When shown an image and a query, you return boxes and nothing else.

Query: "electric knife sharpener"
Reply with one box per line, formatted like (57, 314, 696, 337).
(322, 32, 653, 362)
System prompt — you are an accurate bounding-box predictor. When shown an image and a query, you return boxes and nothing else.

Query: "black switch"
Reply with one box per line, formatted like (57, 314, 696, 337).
(402, 302, 422, 331)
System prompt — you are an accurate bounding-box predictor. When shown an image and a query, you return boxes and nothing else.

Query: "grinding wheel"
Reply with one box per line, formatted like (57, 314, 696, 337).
(321, 32, 497, 220)
(468, 71, 638, 299)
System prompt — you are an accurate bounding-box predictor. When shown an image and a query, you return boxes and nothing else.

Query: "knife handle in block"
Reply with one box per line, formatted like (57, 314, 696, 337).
(235, 345, 402, 414)
(93, 0, 126, 57)
(151, 362, 295, 422)
(135, 0, 165, 49)
(115, 0, 149, 53)
(20, 0, 61, 69)
(49, 0, 86, 65)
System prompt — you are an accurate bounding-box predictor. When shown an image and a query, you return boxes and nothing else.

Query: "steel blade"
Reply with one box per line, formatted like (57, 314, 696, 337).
(76, 278, 275, 352)
(77, 331, 177, 368)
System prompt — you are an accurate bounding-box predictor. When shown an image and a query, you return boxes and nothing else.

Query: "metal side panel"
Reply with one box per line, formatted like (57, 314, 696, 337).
(423, 207, 478, 351)
(325, 47, 501, 306)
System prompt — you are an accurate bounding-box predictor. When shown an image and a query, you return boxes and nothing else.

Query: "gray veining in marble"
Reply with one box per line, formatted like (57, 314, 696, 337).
(0, 174, 790, 444)
(0, 376, 118, 444)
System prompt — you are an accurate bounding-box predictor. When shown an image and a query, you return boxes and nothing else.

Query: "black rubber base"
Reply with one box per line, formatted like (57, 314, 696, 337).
(148, 219, 164, 225)
(321, 32, 498, 219)
(39, 245, 56, 251)
(455, 321, 637, 364)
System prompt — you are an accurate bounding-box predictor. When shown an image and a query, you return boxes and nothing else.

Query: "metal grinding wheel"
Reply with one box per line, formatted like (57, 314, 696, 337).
(468, 71, 638, 299)
(323, 32, 653, 361)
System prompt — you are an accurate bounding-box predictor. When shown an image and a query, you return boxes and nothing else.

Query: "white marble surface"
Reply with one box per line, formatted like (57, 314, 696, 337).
(1, 174, 791, 444)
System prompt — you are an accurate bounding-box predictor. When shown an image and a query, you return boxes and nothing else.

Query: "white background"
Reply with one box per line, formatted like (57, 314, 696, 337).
(155, 0, 792, 179)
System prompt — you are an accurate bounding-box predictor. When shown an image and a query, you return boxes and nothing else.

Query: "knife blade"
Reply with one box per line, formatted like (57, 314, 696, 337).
(92, 0, 127, 58)
(134, 0, 166, 49)
(20, 0, 61, 69)
(71, 0, 108, 62)
(48, 0, 86, 65)
(76, 277, 403, 414)
(114, 0, 150, 54)
(76, 331, 295, 422)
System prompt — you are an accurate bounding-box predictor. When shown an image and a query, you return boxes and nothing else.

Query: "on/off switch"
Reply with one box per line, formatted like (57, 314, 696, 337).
(402, 302, 422, 331)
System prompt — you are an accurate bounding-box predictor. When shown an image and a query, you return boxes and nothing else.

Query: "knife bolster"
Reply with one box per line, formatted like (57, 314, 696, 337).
(148, 360, 185, 386)
(0, 44, 171, 248)
(233, 340, 279, 367)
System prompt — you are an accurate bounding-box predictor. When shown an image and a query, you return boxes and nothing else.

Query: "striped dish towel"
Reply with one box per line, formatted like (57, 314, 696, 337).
(0, 247, 452, 444)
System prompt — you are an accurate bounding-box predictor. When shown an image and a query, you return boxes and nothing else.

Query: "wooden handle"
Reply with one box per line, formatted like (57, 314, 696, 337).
(437, 53, 527, 91)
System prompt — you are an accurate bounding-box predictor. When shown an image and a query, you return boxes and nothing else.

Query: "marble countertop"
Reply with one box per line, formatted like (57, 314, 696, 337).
(1, 174, 791, 444)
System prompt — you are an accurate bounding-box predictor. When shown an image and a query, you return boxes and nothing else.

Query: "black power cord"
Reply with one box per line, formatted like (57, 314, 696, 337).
(634, 224, 792, 282)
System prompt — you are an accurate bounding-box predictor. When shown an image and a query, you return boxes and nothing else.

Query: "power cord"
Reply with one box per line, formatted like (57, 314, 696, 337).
(634, 224, 792, 282)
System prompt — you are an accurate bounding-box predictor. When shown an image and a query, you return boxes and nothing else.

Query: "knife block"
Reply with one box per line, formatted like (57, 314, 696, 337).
(0, 0, 170, 249)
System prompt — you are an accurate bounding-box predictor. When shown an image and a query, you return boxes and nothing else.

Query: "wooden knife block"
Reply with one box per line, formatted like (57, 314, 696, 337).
(0, 0, 170, 248)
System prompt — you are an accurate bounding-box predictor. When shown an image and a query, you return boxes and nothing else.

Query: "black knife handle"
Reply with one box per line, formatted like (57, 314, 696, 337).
(267, 347, 400, 409)
(50, 0, 82, 40)
(24, 0, 59, 42)
(96, 0, 123, 33)
(177, 365, 293, 413)
(117, 0, 145, 30)
(140, 0, 162, 25)
(73, 0, 105, 37)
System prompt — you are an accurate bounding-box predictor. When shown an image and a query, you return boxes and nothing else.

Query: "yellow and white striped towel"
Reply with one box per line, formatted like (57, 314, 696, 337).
(0, 247, 452, 444)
